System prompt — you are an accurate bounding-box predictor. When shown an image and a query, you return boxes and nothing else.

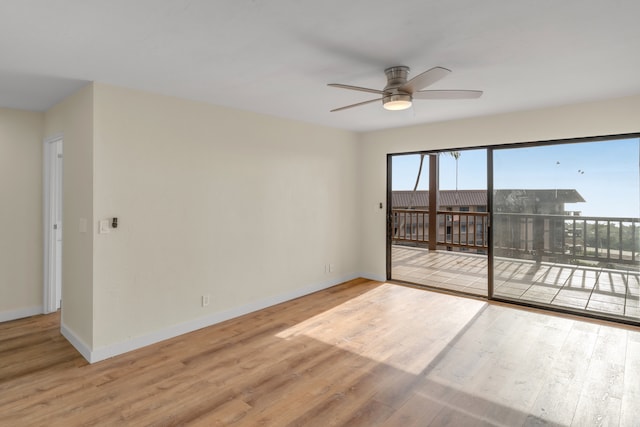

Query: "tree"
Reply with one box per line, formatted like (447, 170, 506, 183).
(394, 151, 461, 239)
(447, 151, 461, 203)
(407, 153, 426, 209)
(395, 154, 426, 240)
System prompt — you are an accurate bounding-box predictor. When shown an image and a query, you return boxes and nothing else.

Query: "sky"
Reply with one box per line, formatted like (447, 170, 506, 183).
(392, 138, 640, 218)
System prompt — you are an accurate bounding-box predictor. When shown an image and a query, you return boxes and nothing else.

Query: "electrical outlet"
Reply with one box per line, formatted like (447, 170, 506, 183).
(202, 295, 210, 307)
(329, 264, 334, 273)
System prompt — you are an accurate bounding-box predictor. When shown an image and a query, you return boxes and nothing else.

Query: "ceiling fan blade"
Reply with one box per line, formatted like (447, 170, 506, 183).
(413, 90, 483, 100)
(400, 66, 451, 93)
(327, 83, 386, 95)
(330, 97, 383, 112)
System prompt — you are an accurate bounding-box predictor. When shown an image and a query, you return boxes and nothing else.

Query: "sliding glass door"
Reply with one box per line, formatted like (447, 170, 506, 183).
(389, 149, 488, 296)
(491, 136, 640, 322)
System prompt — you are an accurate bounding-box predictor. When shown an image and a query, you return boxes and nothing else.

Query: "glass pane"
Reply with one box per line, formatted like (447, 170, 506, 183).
(390, 153, 430, 245)
(391, 150, 488, 296)
(492, 137, 640, 322)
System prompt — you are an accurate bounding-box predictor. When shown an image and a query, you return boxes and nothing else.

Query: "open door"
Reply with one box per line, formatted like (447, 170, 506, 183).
(388, 149, 489, 296)
(44, 136, 63, 313)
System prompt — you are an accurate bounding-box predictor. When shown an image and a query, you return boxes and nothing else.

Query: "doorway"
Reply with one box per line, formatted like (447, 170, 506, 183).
(44, 135, 63, 313)
(388, 149, 489, 296)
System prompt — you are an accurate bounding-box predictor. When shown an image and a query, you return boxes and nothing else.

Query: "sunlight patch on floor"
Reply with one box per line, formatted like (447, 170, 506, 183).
(276, 283, 487, 375)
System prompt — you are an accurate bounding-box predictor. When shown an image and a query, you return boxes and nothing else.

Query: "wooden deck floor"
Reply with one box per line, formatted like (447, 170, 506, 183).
(2, 278, 640, 426)
(392, 245, 640, 322)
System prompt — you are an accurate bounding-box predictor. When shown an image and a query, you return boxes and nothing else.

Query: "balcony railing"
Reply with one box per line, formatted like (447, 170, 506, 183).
(493, 213, 639, 265)
(392, 209, 640, 266)
(391, 209, 489, 249)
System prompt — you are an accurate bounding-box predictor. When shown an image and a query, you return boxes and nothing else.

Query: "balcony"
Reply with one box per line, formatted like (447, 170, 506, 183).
(391, 209, 640, 322)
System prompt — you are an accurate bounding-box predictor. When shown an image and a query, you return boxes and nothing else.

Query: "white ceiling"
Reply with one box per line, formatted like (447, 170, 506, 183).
(1, 0, 639, 132)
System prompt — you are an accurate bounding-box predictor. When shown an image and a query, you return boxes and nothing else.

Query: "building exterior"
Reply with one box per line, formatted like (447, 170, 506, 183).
(391, 189, 585, 257)
(392, 189, 584, 213)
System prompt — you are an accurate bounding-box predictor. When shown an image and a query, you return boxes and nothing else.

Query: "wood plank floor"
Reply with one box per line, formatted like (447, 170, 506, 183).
(2, 278, 639, 426)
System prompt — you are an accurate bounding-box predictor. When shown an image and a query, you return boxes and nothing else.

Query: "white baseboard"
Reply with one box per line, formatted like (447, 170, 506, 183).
(83, 273, 361, 364)
(60, 322, 93, 362)
(0, 306, 42, 323)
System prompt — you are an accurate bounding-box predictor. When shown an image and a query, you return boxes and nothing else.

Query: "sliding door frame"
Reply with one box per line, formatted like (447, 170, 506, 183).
(487, 132, 640, 327)
(386, 154, 393, 280)
(386, 147, 491, 297)
(386, 132, 640, 327)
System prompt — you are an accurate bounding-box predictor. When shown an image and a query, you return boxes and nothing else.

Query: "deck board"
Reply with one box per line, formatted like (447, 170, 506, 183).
(392, 245, 640, 322)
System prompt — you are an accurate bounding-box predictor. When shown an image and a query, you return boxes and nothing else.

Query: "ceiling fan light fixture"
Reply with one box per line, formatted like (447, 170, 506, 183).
(329, 65, 482, 112)
(383, 94, 412, 111)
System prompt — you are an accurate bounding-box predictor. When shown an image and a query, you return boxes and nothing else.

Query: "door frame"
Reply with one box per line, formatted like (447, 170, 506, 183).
(386, 148, 491, 296)
(43, 134, 63, 314)
(487, 133, 640, 326)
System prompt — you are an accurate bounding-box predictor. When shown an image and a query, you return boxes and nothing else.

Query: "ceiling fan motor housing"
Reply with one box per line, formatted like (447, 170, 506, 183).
(383, 66, 412, 108)
(384, 66, 410, 89)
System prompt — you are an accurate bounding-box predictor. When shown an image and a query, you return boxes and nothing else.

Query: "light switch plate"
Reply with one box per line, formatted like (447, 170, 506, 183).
(99, 219, 110, 234)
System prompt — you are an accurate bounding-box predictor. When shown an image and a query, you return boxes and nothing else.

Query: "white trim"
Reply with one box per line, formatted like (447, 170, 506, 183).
(0, 306, 43, 323)
(43, 134, 63, 314)
(43, 138, 52, 311)
(84, 274, 360, 363)
(60, 322, 92, 362)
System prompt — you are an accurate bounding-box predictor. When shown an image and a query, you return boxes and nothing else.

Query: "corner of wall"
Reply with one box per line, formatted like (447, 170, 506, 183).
(60, 321, 93, 363)
(44, 82, 96, 354)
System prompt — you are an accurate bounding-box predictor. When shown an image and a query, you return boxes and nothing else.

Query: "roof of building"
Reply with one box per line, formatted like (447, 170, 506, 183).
(392, 189, 585, 208)
(393, 190, 486, 208)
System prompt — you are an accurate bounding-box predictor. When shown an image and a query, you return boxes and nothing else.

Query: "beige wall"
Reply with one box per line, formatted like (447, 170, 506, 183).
(91, 83, 361, 350)
(44, 84, 95, 348)
(0, 109, 44, 320)
(359, 95, 640, 279)
(5, 80, 640, 362)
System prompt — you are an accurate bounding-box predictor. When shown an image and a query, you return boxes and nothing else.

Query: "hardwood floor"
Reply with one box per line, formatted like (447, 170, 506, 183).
(2, 278, 639, 426)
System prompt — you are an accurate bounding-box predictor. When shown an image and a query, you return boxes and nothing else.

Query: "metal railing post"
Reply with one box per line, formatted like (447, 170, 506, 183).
(428, 154, 439, 251)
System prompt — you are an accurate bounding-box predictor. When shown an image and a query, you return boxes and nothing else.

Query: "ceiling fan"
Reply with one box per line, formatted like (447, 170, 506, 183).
(328, 66, 482, 112)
